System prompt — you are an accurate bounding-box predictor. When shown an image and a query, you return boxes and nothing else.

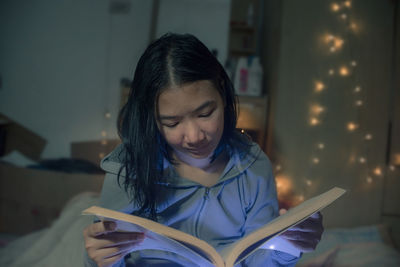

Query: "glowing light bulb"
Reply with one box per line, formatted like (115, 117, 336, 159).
(101, 130, 107, 137)
(359, 157, 366, 163)
(331, 3, 340, 12)
(329, 69, 335, 75)
(339, 66, 350, 76)
(347, 122, 358, 131)
(365, 134, 372, 140)
(312, 158, 320, 164)
(355, 100, 363, 106)
(350, 22, 358, 32)
(310, 104, 325, 115)
(318, 143, 325, 149)
(344, 1, 352, 8)
(315, 81, 325, 92)
(325, 34, 335, 43)
(374, 167, 382, 176)
(354, 86, 361, 93)
(310, 117, 320, 126)
(241, 129, 245, 134)
(366, 176, 373, 184)
(269, 245, 275, 250)
(101, 139, 108, 145)
(394, 154, 400, 165)
(334, 38, 344, 49)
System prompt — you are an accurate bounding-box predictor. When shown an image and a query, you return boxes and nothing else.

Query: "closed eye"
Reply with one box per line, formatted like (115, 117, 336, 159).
(163, 122, 179, 128)
(198, 109, 215, 118)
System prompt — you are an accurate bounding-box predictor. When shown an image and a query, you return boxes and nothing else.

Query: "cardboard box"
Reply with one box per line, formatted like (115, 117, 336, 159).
(0, 114, 46, 161)
(71, 139, 121, 167)
(0, 162, 104, 234)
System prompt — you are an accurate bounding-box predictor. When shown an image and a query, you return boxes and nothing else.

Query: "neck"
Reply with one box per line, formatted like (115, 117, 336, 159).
(173, 149, 214, 169)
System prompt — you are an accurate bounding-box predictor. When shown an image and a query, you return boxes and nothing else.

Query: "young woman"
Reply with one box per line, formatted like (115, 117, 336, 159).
(83, 33, 323, 267)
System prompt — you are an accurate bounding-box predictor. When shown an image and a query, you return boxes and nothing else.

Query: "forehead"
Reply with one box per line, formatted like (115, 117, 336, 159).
(157, 80, 222, 114)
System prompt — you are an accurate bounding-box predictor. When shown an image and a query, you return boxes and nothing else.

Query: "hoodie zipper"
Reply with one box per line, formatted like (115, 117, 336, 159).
(194, 187, 210, 237)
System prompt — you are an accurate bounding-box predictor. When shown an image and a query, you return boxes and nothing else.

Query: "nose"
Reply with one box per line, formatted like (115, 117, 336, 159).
(183, 120, 205, 146)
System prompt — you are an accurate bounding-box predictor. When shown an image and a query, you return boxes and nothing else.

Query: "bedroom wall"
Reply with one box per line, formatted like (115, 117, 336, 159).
(0, 0, 231, 159)
(264, 0, 398, 229)
(0, 0, 153, 158)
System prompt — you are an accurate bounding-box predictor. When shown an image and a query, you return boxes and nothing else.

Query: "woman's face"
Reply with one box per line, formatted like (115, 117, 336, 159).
(156, 80, 225, 159)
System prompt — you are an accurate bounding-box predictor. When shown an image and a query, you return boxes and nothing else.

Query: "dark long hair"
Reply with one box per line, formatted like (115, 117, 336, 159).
(118, 33, 249, 219)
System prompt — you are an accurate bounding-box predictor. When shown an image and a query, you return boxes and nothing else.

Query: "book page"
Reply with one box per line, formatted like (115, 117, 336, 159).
(82, 206, 224, 267)
(220, 187, 346, 267)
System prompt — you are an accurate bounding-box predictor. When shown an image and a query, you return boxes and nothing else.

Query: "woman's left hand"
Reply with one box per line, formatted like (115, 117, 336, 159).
(279, 210, 324, 253)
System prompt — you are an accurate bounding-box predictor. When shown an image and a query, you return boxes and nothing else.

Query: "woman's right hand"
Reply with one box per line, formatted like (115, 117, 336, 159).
(83, 221, 145, 267)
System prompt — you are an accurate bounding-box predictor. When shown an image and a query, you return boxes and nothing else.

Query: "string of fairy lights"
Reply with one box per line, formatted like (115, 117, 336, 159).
(274, 0, 398, 205)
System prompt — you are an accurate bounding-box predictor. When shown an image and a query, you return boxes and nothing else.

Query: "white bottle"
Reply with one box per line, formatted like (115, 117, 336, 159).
(234, 57, 249, 95)
(247, 57, 263, 96)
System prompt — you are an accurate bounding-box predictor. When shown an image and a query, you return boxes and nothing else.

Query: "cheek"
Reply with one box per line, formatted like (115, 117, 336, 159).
(161, 129, 182, 146)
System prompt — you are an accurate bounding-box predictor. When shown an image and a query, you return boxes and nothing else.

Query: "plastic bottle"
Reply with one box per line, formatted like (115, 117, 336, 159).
(247, 57, 263, 96)
(234, 57, 249, 95)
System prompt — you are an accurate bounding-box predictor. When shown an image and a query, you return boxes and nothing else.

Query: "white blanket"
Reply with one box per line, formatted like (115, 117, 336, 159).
(0, 192, 99, 267)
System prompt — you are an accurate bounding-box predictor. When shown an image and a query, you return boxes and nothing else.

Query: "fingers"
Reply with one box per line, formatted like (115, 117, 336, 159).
(85, 221, 117, 237)
(95, 232, 145, 248)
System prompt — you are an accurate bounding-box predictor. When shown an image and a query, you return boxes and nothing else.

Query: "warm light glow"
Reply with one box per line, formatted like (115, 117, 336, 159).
(310, 104, 325, 115)
(351, 60, 357, 66)
(341, 13, 348, 20)
(101, 139, 108, 145)
(312, 157, 320, 164)
(101, 130, 107, 137)
(330, 46, 336, 53)
(298, 195, 305, 202)
(334, 38, 344, 48)
(329, 69, 335, 75)
(99, 152, 105, 159)
(275, 175, 293, 196)
(325, 34, 335, 43)
(359, 157, 366, 163)
(310, 117, 320, 126)
(373, 167, 382, 176)
(347, 122, 358, 131)
(318, 143, 325, 149)
(366, 176, 373, 184)
(306, 179, 313, 186)
(331, 3, 340, 12)
(350, 22, 358, 32)
(315, 81, 325, 92)
(339, 66, 350, 76)
(354, 86, 361, 93)
(355, 100, 363, 106)
(365, 134, 373, 140)
(344, 1, 352, 8)
(394, 154, 400, 165)
(241, 129, 245, 134)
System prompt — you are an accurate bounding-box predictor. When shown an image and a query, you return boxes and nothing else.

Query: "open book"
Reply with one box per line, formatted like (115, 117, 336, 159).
(82, 187, 345, 267)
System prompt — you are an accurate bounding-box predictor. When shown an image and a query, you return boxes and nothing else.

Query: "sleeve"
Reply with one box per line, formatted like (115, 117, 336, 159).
(239, 148, 300, 266)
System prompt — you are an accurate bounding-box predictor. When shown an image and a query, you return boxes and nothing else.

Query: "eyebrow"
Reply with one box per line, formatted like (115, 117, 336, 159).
(158, 100, 216, 120)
